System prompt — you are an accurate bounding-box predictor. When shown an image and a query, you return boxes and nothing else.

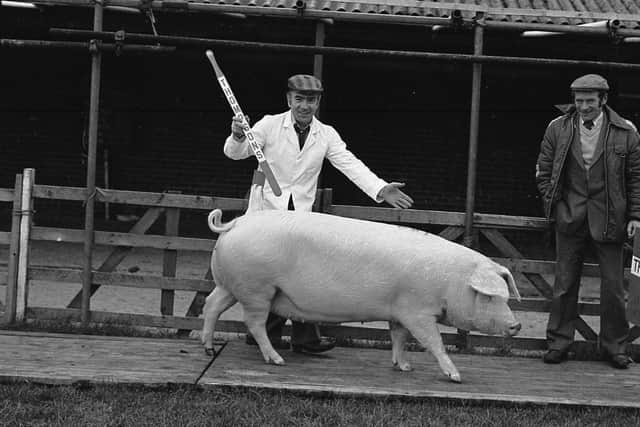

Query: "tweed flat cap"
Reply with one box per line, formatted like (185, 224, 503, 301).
(570, 74, 609, 91)
(287, 74, 323, 93)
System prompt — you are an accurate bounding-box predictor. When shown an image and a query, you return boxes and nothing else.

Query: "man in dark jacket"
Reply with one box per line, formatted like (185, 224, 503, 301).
(536, 74, 640, 369)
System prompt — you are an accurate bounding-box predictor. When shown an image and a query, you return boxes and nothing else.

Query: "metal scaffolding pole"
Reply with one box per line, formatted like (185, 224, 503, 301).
(0, 38, 174, 53)
(81, 1, 104, 326)
(313, 20, 325, 188)
(49, 28, 640, 71)
(463, 15, 484, 248)
(313, 21, 325, 83)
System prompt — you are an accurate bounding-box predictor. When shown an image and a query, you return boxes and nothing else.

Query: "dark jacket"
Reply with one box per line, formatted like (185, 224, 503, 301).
(536, 105, 640, 241)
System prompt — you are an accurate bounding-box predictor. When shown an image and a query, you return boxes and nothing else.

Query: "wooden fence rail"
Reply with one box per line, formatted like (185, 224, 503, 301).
(2, 173, 640, 354)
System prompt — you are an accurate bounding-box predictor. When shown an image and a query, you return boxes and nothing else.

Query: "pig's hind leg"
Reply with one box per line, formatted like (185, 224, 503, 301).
(240, 285, 286, 365)
(389, 321, 412, 371)
(400, 315, 461, 383)
(201, 285, 237, 356)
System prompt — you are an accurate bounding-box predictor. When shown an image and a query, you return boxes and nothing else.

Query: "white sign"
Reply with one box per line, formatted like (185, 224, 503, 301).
(632, 255, 640, 278)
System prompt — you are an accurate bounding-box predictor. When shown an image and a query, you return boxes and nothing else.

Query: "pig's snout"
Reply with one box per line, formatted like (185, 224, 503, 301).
(507, 322, 521, 337)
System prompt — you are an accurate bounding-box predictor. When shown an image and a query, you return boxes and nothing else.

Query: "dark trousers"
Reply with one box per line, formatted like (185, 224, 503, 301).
(547, 226, 629, 355)
(264, 312, 322, 345)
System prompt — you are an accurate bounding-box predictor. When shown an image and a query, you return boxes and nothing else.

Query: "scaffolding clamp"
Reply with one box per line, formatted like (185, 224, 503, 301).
(473, 11, 486, 27)
(607, 19, 621, 44)
(88, 39, 101, 53)
(449, 9, 464, 30)
(295, 0, 306, 18)
(114, 30, 125, 56)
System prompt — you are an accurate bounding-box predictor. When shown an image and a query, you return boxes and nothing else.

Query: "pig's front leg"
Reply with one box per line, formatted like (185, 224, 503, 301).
(402, 315, 461, 383)
(243, 308, 285, 365)
(389, 321, 412, 371)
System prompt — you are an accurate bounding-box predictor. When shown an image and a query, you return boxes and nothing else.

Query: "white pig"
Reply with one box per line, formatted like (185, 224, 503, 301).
(201, 209, 521, 383)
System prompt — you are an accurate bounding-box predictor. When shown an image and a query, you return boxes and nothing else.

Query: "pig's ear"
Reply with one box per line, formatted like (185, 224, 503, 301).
(469, 268, 509, 299)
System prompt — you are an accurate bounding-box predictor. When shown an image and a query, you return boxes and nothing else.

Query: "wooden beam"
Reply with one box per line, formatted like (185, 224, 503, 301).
(0, 232, 12, 245)
(30, 227, 215, 251)
(16, 169, 35, 322)
(67, 207, 164, 308)
(178, 267, 214, 337)
(29, 267, 215, 292)
(508, 298, 600, 316)
(329, 204, 549, 230)
(33, 185, 247, 211)
(3, 174, 22, 324)
(161, 203, 180, 316)
(492, 257, 612, 278)
(438, 226, 464, 241)
(574, 317, 598, 342)
(0, 188, 13, 202)
(481, 229, 554, 299)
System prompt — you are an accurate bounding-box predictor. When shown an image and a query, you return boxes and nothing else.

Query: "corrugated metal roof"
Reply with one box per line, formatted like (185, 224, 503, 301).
(185, 0, 640, 28)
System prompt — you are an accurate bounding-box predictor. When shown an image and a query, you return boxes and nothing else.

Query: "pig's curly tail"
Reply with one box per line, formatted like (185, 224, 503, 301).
(207, 209, 237, 234)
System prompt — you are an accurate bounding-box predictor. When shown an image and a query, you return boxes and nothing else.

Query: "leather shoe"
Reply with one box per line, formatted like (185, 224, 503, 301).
(543, 349, 567, 364)
(245, 334, 290, 350)
(608, 354, 632, 369)
(291, 338, 336, 354)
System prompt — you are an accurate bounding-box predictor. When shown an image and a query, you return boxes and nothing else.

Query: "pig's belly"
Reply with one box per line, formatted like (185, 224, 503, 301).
(268, 292, 390, 323)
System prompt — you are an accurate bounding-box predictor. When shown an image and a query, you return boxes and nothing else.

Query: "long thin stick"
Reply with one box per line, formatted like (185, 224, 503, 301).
(205, 50, 282, 196)
(194, 341, 228, 384)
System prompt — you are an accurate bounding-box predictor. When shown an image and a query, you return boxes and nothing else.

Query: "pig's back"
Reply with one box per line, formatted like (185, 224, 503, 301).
(215, 210, 481, 288)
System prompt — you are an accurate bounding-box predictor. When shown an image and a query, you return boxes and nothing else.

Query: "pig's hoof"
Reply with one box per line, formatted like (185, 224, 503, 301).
(393, 361, 413, 372)
(266, 356, 285, 365)
(204, 347, 215, 357)
(447, 372, 462, 383)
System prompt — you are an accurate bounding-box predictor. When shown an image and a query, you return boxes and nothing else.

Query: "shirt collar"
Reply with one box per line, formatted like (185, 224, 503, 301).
(582, 111, 603, 128)
(285, 110, 316, 133)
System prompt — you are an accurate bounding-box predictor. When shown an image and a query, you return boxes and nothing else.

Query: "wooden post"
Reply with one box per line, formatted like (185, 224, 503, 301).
(4, 174, 23, 324)
(463, 12, 484, 249)
(104, 146, 110, 220)
(311, 189, 323, 213)
(161, 193, 180, 316)
(81, 1, 104, 325)
(321, 188, 333, 214)
(15, 169, 35, 322)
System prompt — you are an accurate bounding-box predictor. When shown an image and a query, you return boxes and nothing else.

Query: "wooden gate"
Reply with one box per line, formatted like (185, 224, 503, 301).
(2, 170, 640, 353)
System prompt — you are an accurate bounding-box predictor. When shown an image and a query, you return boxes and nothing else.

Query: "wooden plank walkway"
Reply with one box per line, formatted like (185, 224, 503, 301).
(1, 330, 640, 408)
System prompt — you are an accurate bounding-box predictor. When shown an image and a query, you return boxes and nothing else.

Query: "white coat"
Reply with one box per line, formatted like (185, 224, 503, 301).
(223, 110, 387, 212)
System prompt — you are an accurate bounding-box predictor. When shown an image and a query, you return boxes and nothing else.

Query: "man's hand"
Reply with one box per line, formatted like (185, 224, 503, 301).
(628, 220, 640, 238)
(231, 113, 249, 141)
(378, 182, 414, 209)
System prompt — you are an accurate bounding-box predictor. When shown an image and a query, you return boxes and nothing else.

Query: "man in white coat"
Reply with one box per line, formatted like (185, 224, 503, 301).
(223, 74, 414, 353)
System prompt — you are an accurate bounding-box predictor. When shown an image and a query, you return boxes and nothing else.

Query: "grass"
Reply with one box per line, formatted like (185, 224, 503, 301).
(1, 382, 640, 427)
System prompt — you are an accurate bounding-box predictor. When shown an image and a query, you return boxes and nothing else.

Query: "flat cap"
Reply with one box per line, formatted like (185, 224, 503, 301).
(287, 74, 323, 93)
(570, 74, 609, 91)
